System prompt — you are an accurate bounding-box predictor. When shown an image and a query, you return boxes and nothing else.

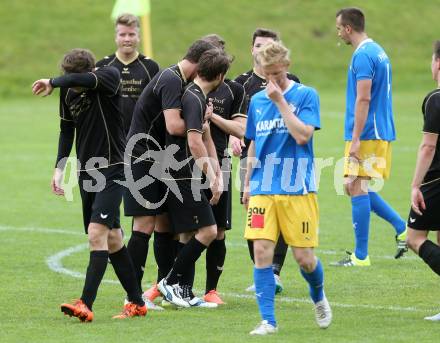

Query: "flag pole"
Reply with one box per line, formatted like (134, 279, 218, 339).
(140, 13, 153, 58)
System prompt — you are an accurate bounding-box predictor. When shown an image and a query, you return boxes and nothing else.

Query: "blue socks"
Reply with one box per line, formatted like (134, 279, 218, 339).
(254, 266, 276, 327)
(352, 194, 371, 260)
(300, 259, 324, 303)
(368, 191, 406, 235)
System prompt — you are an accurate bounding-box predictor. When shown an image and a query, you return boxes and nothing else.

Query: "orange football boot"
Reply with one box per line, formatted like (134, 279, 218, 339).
(112, 302, 147, 319)
(143, 283, 161, 302)
(203, 290, 225, 305)
(60, 299, 94, 322)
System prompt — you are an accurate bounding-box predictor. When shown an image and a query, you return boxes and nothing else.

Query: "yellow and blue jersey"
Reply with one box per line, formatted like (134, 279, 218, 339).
(345, 39, 396, 141)
(245, 81, 320, 196)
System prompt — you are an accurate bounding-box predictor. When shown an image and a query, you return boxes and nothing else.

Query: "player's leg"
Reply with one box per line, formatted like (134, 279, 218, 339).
(108, 228, 147, 318)
(61, 222, 109, 322)
(331, 175, 371, 266)
(128, 215, 154, 290)
(272, 234, 287, 293)
(204, 183, 230, 304)
(245, 195, 278, 335)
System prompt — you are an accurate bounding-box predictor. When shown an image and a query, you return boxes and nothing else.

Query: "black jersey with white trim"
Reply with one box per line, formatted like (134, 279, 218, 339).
(59, 66, 125, 170)
(422, 88, 440, 183)
(127, 64, 185, 159)
(167, 82, 206, 179)
(207, 79, 247, 160)
(96, 53, 159, 134)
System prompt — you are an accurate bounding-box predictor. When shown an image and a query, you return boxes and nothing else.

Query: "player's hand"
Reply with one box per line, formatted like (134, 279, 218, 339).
(266, 77, 283, 103)
(202, 120, 210, 133)
(349, 138, 362, 161)
(51, 168, 64, 196)
(411, 186, 425, 216)
(205, 98, 214, 121)
(209, 173, 223, 205)
(242, 188, 250, 210)
(32, 79, 54, 97)
(230, 136, 245, 157)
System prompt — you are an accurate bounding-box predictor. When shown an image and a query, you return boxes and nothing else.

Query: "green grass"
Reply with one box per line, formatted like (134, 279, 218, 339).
(1, 0, 438, 98)
(1, 90, 439, 343)
(2, 0, 440, 342)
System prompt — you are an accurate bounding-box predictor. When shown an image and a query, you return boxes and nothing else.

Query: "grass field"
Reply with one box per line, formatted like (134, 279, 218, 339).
(2, 0, 440, 342)
(1, 89, 439, 342)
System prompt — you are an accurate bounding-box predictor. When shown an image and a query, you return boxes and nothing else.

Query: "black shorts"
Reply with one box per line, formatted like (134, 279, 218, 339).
(78, 165, 123, 233)
(407, 178, 440, 231)
(167, 179, 216, 234)
(123, 159, 168, 217)
(204, 172, 232, 230)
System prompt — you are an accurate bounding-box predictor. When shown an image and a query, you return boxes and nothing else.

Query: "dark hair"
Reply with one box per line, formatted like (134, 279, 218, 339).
(197, 49, 231, 82)
(252, 28, 279, 45)
(201, 33, 226, 49)
(183, 39, 217, 63)
(434, 40, 440, 59)
(336, 8, 365, 32)
(61, 48, 95, 74)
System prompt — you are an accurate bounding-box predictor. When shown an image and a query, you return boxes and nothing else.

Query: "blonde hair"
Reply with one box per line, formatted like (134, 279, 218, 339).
(115, 13, 140, 29)
(255, 41, 290, 67)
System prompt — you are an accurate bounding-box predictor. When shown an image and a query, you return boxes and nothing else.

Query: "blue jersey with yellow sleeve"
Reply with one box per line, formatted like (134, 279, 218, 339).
(345, 39, 396, 141)
(245, 81, 320, 195)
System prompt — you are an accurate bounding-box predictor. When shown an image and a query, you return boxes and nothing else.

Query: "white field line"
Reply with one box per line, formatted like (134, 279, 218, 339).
(0, 225, 417, 260)
(1, 225, 428, 313)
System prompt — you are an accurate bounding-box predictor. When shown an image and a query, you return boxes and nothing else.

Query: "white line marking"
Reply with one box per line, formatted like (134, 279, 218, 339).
(2, 225, 427, 312)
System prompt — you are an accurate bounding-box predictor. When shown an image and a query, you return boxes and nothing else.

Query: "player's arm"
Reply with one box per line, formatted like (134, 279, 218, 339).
(242, 140, 255, 208)
(410, 132, 438, 215)
(351, 79, 372, 159)
(202, 122, 221, 176)
(32, 73, 97, 97)
(188, 130, 222, 204)
(163, 109, 186, 136)
(211, 114, 245, 138)
(53, 91, 75, 196)
(266, 79, 314, 145)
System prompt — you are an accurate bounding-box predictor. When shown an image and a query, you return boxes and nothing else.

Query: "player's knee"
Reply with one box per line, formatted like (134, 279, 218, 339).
(407, 236, 424, 253)
(88, 231, 106, 250)
(216, 229, 225, 240)
(107, 230, 123, 252)
(293, 250, 315, 271)
(133, 216, 155, 234)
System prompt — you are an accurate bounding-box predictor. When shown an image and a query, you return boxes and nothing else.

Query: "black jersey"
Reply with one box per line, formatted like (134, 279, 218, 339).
(167, 82, 206, 179)
(127, 64, 186, 160)
(208, 79, 247, 160)
(422, 89, 440, 183)
(58, 66, 125, 170)
(96, 53, 159, 134)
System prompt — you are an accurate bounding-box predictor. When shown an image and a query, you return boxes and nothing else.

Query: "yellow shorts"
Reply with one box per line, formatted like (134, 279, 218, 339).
(244, 193, 319, 248)
(344, 140, 392, 179)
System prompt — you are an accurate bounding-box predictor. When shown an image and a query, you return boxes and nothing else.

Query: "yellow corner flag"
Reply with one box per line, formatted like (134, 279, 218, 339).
(111, 0, 153, 58)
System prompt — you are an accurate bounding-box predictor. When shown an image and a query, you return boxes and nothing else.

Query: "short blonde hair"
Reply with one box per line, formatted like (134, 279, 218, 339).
(115, 13, 140, 29)
(255, 41, 290, 68)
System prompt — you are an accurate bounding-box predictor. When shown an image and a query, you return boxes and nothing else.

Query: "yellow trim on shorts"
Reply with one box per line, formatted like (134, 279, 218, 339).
(344, 140, 392, 179)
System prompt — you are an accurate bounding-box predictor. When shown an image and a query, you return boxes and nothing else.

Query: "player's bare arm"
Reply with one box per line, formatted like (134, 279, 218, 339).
(242, 140, 255, 209)
(351, 79, 372, 159)
(411, 132, 439, 215)
(267, 79, 314, 145)
(163, 108, 186, 136)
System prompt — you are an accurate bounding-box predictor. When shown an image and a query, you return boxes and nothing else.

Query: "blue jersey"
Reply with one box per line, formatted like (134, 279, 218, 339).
(345, 39, 396, 141)
(245, 81, 320, 195)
